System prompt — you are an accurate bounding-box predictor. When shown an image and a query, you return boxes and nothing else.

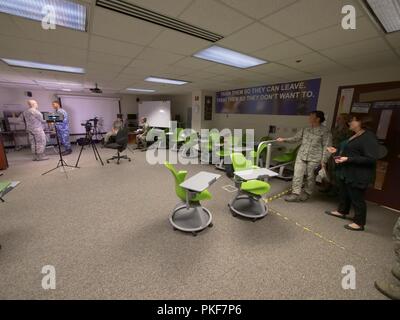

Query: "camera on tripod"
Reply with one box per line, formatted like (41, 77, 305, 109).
(43, 112, 64, 123)
(81, 117, 98, 132)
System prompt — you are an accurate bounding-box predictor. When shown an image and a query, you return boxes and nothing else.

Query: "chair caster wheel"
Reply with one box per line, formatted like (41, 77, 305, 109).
(208, 223, 213, 228)
(252, 218, 257, 222)
(232, 212, 237, 217)
(191, 232, 197, 237)
(173, 227, 177, 231)
(129, 159, 131, 162)
(107, 161, 109, 163)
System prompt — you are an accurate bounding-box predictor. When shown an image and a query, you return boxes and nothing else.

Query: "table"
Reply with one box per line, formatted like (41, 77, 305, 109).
(234, 168, 279, 181)
(180, 171, 221, 193)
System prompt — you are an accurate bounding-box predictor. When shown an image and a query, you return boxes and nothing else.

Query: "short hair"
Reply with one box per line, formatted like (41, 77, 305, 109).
(352, 114, 373, 130)
(310, 110, 325, 123)
(112, 120, 122, 130)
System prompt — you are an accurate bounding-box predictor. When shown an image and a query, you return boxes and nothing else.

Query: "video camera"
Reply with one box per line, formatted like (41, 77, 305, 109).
(80, 117, 99, 132)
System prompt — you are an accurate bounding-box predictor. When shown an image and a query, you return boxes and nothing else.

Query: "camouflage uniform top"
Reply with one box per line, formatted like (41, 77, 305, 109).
(22, 108, 45, 133)
(285, 126, 332, 163)
(54, 108, 69, 132)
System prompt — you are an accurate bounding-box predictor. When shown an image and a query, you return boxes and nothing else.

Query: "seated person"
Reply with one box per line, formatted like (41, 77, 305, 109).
(135, 117, 149, 149)
(104, 120, 123, 145)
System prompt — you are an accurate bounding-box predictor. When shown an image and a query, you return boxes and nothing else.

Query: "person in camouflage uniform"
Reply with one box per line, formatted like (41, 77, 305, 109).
(52, 101, 72, 155)
(375, 217, 400, 300)
(21, 100, 49, 161)
(277, 111, 332, 202)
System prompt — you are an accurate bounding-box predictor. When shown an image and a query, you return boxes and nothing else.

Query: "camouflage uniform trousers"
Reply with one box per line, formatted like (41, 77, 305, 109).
(291, 157, 320, 196)
(56, 125, 71, 150)
(28, 130, 46, 155)
(394, 217, 400, 264)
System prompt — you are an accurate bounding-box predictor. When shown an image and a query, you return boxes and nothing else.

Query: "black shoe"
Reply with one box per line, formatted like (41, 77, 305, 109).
(324, 210, 346, 219)
(62, 149, 72, 156)
(344, 224, 364, 231)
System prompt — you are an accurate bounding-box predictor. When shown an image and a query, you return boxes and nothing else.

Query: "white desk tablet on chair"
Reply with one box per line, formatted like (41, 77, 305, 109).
(234, 168, 279, 181)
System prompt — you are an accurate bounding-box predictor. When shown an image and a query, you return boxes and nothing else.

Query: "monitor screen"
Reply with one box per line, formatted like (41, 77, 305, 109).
(127, 114, 137, 120)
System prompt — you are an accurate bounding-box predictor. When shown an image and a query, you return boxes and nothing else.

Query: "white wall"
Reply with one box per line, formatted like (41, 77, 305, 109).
(208, 65, 400, 139)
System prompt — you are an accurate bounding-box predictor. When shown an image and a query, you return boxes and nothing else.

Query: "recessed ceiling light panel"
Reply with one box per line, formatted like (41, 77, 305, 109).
(193, 45, 267, 69)
(365, 0, 400, 33)
(0, 0, 87, 31)
(1, 58, 85, 74)
(145, 77, 188, 86)
(126, 88, 156, 93)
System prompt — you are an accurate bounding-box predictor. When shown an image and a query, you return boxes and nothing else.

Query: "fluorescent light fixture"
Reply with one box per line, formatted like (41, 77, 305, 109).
(193, 45, 267, 69)
(126, 88, 156, 93)
(0, 0, 87, 31)
(365, 0, 400, 33)
(61, 88, 72, 91)
(37, 80, 82, 86)
(1, 58, 85, 74)
(145, 77, 188, 86)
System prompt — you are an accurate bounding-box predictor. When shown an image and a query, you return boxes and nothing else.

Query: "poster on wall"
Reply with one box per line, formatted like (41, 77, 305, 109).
(204, 96, 212, 121)
(216, 78, 321, 115)
(338, 88, 354, 114)
(351, 102, 371, 114)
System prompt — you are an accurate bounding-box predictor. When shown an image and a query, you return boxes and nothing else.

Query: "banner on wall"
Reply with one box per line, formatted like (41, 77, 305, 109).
(215, 78, 321, 115)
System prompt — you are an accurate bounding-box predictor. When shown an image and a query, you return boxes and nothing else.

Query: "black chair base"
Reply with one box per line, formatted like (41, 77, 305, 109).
(106, 151, 131, 164)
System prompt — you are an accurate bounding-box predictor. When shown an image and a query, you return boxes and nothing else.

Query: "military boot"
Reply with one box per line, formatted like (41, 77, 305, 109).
(392, 263, 400, 282)
(375, 280, 400, 300)
(284, 194, 301, 202)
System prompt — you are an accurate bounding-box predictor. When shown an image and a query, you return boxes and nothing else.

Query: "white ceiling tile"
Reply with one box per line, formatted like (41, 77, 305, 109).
(278, 52, 333, 68)
(135, 47, 185, 64)
(0, 13, 25, 38)
(386, 32, 400, 48)
(295, 61, 350, 75)
(320, 37, 391, 60)
(150, 29, 211, 55)
(297, 17, 380, 50)
(217, 22, 287, 53)
(204, 64, 244, 75)
(88, 51, 132, 66)
(12, 16, 89, 49)
(262, 0, 364, 37)
(183, 70, 219, 80)
(253, 40, 313, 61)
(335, 50, 400, 70)
(248, 62, 298, 74)
(124, 0, 193, 17)
(172, 57, 217, 70)
(89, 35, 144, 58)
(220, 0, 298, 19)
(179, 0, 253, 36)
(92, 7, 162, 46)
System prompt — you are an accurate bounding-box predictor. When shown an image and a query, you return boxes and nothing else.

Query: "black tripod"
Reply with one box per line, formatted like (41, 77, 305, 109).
(75, 127, 104, 168)
(42, 125, 76, 177)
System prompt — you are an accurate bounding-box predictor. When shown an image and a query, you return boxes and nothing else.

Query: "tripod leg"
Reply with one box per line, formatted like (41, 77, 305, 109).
(75, 144, 85, 168)
(93, 144, 104, 166)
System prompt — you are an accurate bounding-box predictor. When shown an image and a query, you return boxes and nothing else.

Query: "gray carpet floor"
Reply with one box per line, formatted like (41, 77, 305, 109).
(0, 145, 398, 299)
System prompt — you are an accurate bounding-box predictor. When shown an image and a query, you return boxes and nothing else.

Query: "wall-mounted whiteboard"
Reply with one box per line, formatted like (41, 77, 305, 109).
(58, 95, 120, 134)
(139, 101, 171, 128)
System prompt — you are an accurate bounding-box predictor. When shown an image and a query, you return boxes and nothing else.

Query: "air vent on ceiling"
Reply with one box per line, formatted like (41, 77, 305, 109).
(96, 0, 223, 42)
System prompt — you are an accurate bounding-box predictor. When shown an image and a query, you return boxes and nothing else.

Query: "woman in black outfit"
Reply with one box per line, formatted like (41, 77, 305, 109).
(325, 115, 379, 231)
